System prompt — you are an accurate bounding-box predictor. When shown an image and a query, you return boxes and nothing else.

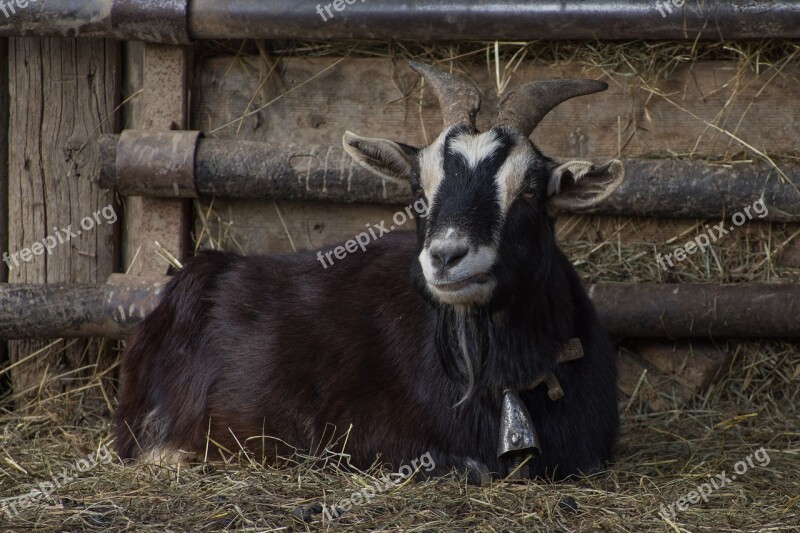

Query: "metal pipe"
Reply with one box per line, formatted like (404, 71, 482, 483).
(189, 0, 800, 41)
(97, 133, 800, 222)
(1, 280, 799, 339)
(0, 0, 191, 44)
(3, 1, 800, 42)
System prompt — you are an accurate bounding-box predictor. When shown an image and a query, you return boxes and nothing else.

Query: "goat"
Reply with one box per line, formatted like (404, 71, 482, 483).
(114, 61, 624, 481)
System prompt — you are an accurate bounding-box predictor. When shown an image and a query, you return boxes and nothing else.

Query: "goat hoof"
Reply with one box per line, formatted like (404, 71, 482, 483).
(293, 504, 323, 523)
(558, 496, 579, 515)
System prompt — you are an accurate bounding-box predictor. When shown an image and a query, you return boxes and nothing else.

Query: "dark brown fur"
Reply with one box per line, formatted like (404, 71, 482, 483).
(116, 229, 618, 479)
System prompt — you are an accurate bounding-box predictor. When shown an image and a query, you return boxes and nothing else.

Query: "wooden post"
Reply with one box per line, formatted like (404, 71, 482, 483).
(6, 37, 120, 403)
(123, 44, 191, 276)
(0, 37, 8, 395)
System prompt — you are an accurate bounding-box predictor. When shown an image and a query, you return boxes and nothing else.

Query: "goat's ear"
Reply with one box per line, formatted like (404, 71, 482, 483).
(547, 159, 624, 210)
(343, 131, 418, 183)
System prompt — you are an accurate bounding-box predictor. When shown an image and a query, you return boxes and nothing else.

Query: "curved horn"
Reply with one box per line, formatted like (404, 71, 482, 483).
(409, 61, 481, 129)
(496, 80, 609, 138)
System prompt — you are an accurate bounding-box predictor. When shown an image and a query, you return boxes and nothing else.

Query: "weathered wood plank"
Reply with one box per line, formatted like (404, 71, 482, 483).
(7, 37, 120, 400)
(195, 57, 800, 158)
(198, 202, 800, 275)
(0, 276, 166, 339)
(0, 38, 8, 395)
(97, 135, 800, 222)
(195, 199, 416, 255)
(618, 342, 731, 411)
(124, 44, 192, 276)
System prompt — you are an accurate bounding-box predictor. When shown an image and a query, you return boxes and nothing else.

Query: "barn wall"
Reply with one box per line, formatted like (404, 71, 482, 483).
(191, 55, 800, 270)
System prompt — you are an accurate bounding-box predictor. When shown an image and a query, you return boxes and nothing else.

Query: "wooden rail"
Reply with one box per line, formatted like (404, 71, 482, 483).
(97, 133, 800, 222)
(1, 278, 798, 339)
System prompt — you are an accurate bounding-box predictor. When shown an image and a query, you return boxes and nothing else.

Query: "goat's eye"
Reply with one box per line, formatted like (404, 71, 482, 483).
(522, 185, 536, 200)
(411, 181, 424, 196)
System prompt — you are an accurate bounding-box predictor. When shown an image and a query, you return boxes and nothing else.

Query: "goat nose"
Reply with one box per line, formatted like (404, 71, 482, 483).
(430, 242, 469, 270)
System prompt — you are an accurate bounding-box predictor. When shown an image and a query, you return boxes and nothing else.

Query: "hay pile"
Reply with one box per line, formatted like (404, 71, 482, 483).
(2, 40, 799, 531)
(1, 339, 797, 531)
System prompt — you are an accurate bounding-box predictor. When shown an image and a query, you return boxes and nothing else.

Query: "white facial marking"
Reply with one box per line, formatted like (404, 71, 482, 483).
(421, 128, 509, 215)
(417, 129, 537, 307)
(448, 129, 501, 169)
(495, 142, 535, 214)
(419, 131, 447, 211)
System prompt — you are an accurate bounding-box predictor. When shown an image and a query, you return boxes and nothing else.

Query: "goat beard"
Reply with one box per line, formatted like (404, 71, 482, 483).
(435, 305, 495, 406)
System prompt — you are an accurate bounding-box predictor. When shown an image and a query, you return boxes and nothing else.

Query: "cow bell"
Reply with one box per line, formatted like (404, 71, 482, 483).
(497, 389, 541, 466)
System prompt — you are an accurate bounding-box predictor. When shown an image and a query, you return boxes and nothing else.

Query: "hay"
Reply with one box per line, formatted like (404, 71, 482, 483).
(1, 339, 797, 531)
(2, 39, 800, 531)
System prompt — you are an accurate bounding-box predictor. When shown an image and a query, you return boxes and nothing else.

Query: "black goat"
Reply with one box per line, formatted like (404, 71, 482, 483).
(115, 62, 624, 480)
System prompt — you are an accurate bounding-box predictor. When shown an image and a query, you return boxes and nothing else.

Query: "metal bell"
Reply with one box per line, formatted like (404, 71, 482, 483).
(497, 389, 541, 477)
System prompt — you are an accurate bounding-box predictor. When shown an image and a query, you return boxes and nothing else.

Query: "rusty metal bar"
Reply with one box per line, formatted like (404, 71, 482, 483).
(189, 0, 800, 41)
(1, 280, 799, 339)
(96, 132, 800, 222)
(3, 1, 800, 42)
(115, 129, 200, 198)
(0, 0, 191, 44)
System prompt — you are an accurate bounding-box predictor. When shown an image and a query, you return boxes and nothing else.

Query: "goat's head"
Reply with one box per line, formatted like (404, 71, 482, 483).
(344, 62, 624, 307)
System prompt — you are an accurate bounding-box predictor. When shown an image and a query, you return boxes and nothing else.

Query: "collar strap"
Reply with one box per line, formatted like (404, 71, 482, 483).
(524, 337, 584, 400)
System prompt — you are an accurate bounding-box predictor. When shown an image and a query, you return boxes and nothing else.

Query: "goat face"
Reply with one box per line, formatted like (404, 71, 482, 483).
(344, 62, 624, 307)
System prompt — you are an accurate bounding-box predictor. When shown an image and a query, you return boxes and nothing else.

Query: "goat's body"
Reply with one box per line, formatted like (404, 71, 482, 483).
(115, 231, 618, 479)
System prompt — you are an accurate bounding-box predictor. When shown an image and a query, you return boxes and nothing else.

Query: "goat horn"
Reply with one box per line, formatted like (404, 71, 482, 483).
(409, 61, 481, 130)
(496, 79, 609, 138)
